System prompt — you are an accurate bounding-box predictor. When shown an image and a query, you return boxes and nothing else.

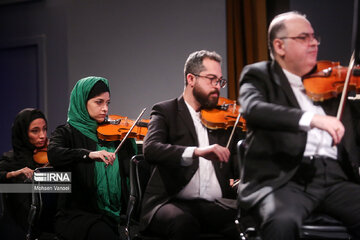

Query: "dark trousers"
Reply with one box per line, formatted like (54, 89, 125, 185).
(148, 198, 238, 240)
(55, 210, 119, 240)
(253, 157, 360, 240)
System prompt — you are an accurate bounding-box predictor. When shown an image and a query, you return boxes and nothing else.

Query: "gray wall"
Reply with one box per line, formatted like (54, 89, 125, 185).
(0, 0, 356, 153)
(66, 0, 228, 120)
(0, 0, 227, 153)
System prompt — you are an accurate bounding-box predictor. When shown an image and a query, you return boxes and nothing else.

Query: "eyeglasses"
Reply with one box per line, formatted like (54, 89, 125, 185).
(279, 33, 321, 45)
(193, 74, 227, 88)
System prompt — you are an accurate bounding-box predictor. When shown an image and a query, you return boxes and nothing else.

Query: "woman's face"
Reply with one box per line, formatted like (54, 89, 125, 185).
(28, 118, 47, 148)
(87, 91, 110, 123)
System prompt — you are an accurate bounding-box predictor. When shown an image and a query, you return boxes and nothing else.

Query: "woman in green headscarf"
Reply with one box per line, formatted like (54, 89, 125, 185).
(48, 76, 137, 240)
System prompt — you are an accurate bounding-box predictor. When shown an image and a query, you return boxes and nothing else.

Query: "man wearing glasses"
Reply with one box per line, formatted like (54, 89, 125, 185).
(140, 50, 240, 240)
(238, 11, 360, 239)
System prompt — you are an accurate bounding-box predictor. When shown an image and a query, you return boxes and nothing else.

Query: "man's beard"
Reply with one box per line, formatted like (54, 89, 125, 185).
(193, 84, 219, 109)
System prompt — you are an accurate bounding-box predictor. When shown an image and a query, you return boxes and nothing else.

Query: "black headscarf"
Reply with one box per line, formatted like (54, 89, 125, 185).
(11, 108, 47, 169)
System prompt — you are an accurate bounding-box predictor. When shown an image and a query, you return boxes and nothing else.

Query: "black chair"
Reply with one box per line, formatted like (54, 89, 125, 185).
(125, 154, 229, 240)
(300, 214, 352, 240)
(124, 154, 150, 240)
(26, 167, 60, 240)
(235, 140, 352, 240)
(0, 192, 4, 219)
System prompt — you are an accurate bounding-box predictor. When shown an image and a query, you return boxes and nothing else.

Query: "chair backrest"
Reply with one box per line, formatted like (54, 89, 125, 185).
(0, 193, 4, 219)
(27, 167, 59, 240)
(237, 140, 245, 181)
(125, 154, 151, 239)
(130, 154, 151, 220)
(235, 140, 250, 240)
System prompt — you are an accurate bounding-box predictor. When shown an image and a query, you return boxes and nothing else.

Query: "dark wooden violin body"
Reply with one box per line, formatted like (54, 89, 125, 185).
(303, 60, 360, 101)
(200, 97, 246, 131)
(97, 114, 149, 141)
(33, 141, 49, 165)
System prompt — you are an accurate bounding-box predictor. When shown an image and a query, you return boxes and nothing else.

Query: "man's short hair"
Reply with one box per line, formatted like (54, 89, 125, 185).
(183, 50, 222, 86)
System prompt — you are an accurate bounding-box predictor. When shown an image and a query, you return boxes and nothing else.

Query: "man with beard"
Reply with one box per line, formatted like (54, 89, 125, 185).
(140, 50, 241, 240)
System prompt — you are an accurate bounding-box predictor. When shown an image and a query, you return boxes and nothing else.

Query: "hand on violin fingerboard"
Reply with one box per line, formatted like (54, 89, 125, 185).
(193, 144, 230, 163)
(310, 114, 345, 145)
(89, 150, 116, 167)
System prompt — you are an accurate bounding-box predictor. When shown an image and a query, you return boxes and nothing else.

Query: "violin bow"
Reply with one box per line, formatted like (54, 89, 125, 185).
(114, 108, 147, 154)
(226, 111, 243, 148)
(336, 51, 355, 120)
(220, 111, 243, 168)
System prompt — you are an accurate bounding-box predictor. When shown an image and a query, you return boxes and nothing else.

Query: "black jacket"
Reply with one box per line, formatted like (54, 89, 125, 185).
(238, 60, 360, 210)
(140, 96, 241, 230)
(48, 123, 135, 240)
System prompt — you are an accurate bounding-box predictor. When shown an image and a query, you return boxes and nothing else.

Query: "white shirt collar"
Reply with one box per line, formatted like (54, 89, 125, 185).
(184, 99, 201, 120)
(283, 68, 304, 89)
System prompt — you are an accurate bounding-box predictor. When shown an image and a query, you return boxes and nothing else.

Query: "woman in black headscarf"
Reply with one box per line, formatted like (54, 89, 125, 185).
(0, 108, 47, 182)
(0, 108, 48, 238)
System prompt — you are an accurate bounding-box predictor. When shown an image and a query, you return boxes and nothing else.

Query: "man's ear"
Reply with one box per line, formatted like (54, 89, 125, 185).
(273, 39, 285, 57)
(186, 73, 196, 87)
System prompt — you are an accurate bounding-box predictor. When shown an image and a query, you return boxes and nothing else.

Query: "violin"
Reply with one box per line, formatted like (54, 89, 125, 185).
(201, 97, 245, 168)
(33, 141, 49, 165)
(97, 114, 149, 141)
(200, 97, 246, 131)
(303, 60, 360, 102)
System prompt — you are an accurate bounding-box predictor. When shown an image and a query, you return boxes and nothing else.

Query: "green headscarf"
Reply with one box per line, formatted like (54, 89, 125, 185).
(68, 76, 108, 142)
(67, 76, 134, 221)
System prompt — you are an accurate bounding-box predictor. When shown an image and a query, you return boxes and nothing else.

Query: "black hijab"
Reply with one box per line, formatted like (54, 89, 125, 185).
(11, 108, 47, 169)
